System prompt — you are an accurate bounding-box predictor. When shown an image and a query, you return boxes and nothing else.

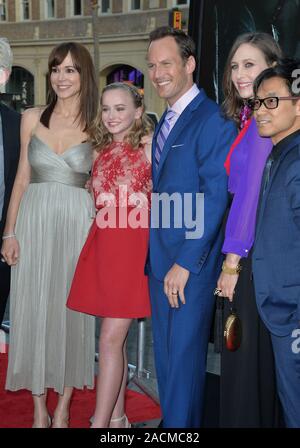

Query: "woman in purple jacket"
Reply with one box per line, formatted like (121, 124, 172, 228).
(216, 33, 283, 427)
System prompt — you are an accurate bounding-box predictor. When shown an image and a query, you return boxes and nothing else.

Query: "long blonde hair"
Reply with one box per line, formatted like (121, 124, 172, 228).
(91, 82, 154, 151)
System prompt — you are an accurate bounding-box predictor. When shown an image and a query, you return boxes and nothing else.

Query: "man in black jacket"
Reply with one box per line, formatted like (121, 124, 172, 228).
(0, 38, 21, 326)
(252, 59, 300, 427)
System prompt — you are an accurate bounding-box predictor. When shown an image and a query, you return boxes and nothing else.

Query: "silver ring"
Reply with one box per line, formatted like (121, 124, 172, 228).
(1, 257, 6, 263)
(214, 288, 222, 296)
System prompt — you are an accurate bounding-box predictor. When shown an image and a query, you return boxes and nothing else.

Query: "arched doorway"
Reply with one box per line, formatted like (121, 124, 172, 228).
(5, 66, 34, 112)
(106, 64, 144, 91)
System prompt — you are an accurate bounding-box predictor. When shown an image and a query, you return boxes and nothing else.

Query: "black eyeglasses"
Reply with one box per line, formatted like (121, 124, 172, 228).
(249, 96, 300, 111)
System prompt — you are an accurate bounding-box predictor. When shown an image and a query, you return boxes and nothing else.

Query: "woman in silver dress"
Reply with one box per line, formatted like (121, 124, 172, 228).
(1, 42, 98, 428)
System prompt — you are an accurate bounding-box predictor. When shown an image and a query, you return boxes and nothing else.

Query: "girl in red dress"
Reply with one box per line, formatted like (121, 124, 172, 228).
(67, 82, 154, 428)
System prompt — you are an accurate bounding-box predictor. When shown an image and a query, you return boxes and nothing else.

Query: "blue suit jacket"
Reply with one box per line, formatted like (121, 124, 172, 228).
(148, 89, 237, 282)
(253, 133, 300, 337)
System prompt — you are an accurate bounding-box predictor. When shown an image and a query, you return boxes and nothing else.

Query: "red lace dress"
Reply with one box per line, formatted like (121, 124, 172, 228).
(67, 141, 152, 318)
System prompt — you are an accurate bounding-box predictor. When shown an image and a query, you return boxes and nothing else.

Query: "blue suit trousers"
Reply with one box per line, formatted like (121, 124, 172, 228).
(271, 326, 300, 428)
(149, 273, 215, 428)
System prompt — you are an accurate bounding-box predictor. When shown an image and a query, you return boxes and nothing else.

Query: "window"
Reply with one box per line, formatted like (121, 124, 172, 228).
(6, 66, 35, 112)
(45, 0, 55, 18)
(21, 0, 30, 20)
(130, 0, 141, 10)
(0, 0, 7, 21)
(72, 0, 82, 16)
(149, 0, 159, 8)
(100, 0, 111, 14)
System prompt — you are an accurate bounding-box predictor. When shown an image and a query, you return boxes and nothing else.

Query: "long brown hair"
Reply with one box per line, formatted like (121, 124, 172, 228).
(91, 82, 154, 151)
(41, 42, 99, 136)
(222, 33, 282, 125)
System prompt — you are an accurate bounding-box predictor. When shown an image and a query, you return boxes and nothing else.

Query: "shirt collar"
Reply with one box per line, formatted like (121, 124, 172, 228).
(168, 84, 200, 116)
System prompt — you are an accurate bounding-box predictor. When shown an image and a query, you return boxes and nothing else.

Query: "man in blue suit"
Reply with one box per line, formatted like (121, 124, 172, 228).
(252, 59, 300, 427)
(146, 27, 236, 428)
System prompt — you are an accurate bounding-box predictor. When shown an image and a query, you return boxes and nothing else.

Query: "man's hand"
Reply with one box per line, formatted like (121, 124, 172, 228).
(164, 263, 190, 308)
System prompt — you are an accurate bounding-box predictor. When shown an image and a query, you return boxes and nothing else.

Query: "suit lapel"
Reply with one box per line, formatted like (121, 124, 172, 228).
(155, 108, 193, 181)
(256, 133, 300, 238)
(152, 90, 207, 187)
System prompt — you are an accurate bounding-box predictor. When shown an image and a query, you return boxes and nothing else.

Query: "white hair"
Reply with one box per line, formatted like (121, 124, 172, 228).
(0, 37, 13, 72)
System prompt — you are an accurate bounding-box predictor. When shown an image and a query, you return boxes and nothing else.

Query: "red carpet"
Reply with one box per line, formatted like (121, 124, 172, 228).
(0, 354, 161, 428)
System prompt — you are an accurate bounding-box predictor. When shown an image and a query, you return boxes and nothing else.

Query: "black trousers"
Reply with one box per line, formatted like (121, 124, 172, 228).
(0, 262, 10, 326)
(219, 256, 283, 427)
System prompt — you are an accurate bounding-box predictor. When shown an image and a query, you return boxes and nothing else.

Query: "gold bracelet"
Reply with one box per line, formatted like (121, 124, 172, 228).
(222, 261, 242, 275)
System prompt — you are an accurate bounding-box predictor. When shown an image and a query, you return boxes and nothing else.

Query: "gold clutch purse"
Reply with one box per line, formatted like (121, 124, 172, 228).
(224, 307, 242, 351)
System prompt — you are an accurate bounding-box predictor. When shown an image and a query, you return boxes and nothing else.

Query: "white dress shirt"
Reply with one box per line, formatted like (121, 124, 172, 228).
(167, 83, 200, 132)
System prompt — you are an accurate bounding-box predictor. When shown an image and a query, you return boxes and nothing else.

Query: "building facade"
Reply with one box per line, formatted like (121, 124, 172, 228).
(0, 0, 190, 115)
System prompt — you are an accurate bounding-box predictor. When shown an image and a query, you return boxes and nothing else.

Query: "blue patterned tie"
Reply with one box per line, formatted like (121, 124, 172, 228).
(155, 109, 176, 169)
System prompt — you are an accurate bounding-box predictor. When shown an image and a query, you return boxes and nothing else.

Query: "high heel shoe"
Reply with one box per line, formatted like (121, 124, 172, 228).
(110, 414, 131, 428)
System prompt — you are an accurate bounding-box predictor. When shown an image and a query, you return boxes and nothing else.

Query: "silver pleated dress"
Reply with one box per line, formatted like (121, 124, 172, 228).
(5, 135, 95, 395)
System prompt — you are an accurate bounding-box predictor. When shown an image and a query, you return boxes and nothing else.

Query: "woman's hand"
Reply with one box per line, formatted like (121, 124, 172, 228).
(85, 177, 92, 192)
(217, 271, 239, 302)
(1, 237, 20, 266)
(216, 253, 241, 301)
(141, 134, 152, 146)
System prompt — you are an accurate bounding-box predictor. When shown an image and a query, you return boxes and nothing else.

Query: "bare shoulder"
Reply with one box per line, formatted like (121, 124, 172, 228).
(22, 106, 45, 121)
(21, 106, 45, 133)
(21, 107, 45, 141)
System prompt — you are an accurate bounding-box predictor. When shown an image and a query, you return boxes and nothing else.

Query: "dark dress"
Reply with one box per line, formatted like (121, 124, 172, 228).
(219, 255, 282, 427)
(219, 119, 282, 427)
